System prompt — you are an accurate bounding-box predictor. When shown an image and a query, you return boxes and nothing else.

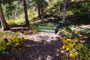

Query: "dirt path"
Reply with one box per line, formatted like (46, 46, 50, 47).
(19, 32, 63, 60)
(0, 32, 65, 60)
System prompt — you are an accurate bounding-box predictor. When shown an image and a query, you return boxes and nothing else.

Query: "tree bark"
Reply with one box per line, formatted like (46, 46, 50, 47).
(62, 0, 66, 23)
(37, 4, 41, 19)
(0, 0, 9, 31)
(41, 3, 44, 20)
(59, 2, 61, 19)
(23, 0, 29, 26)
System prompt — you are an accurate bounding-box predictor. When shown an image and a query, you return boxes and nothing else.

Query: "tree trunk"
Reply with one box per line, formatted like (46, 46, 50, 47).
(23, 0, 29, 26)
(59, 2, 61, 19)
(0, 0, 9, 31)
(41, 3, 44, 20)
(62, 0, 66, 23)
(37, 4, 41, 19)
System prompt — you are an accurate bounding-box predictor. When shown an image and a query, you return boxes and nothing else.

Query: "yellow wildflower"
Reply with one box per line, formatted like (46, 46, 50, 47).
(74, 52, 78, 57)
(62, 38, 68, 43)
(68, 43, 74, 48)
(88, 52, 90, 55)
(14, 43, 19, 47)
(66, 39, 71, 41)
(66, 47, 69, 51)
(62, 45, 66, 49)
(69, 53, 75, 58)
(75, 43, 82, 51)
(73, 42, 76, 46)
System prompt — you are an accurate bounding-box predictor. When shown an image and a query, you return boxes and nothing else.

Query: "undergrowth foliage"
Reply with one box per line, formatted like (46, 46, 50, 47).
(60, 26, 90, 60)
(0, 31, 24, 55)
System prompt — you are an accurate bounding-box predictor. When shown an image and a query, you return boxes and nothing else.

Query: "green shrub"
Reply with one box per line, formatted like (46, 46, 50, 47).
(29, 23, 39, 33)
(0, 31, 24, 55)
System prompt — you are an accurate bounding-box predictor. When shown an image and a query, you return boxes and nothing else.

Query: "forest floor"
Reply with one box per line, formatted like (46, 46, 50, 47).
(0, 16, 90, 60)
(0, 27, 90, 60)
(0, 32, 68, 60)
